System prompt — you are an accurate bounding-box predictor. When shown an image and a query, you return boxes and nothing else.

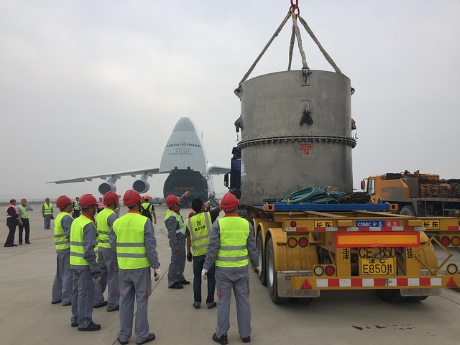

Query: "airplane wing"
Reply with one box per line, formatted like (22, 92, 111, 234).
(48, 168, 160, 184)
(207, 163, 230, 175)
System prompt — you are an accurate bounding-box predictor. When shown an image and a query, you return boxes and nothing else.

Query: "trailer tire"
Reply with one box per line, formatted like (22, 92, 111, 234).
(266, 237, 289, 304)
(256, 233, 267, 286)
(375, 289, 405, 302)
(400, 205, 416, 216)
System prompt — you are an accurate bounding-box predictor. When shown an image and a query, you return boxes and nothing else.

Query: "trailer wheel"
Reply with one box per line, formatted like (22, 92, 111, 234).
(400, 205, 416, 216)
(256, 233, 267, 286)
(266, 237, 289, 304)
(375, 289, 405, 302)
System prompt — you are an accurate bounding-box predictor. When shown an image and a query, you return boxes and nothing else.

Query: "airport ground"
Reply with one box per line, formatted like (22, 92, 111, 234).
(1, 205, 460, 345)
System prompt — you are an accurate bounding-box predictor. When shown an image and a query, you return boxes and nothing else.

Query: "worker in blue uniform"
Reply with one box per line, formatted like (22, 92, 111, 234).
(110, 189, 160, 345)
(69, 193, 101, 331)
(51, 195, 74, 305)
(164, 191, 190, 289)
(94, 191, 121, 311)
(203, 193, 260, 344)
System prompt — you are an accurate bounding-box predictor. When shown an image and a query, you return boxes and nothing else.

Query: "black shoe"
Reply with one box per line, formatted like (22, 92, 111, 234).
(62, 302, 71, 306)
(4, 244, 13, 247)
(193, 302, 201, 309)
(118, 338, 128, 345)
(19, 243, 22, 245)
(12, 244, 18, 246)
(51, 300, 62, 304)
(26, 241, 31, 244)
(212, 333, 228, 345)
(78, 321, 101, 331)
(93, 301, 108, 308)
(71, 323, 78, 327)
(168, 283, 183, 289)
(107, 306, 119, 312)
(242, 336, 251, 343)
(178, 280, 190, 285)
(136, 333, 155, 344)
(207, 302, 217, 309)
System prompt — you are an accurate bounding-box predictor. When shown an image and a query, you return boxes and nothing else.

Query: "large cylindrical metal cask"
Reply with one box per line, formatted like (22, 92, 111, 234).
(237, 70, 356, 205)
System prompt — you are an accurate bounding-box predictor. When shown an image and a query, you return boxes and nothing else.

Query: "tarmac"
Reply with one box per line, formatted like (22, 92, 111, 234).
(1, 204, 460, 345)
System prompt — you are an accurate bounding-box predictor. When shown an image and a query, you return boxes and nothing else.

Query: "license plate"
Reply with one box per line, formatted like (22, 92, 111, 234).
(360, 258, 395, 275)
(400, 288, 440, 296)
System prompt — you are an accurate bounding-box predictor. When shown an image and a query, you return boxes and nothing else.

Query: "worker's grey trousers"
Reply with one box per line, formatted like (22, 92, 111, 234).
(94, 247, 119, 309)
(70, 266, 95, 328)
(52, 249, 72, 305)
(215, 266, 251, 339)
(168, 236, 186, 287)
(118, 268, 152, 344)
(44, 215, 52, 229)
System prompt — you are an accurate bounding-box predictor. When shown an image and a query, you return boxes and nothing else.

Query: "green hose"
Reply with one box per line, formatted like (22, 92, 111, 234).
(281, 186, 345, 204)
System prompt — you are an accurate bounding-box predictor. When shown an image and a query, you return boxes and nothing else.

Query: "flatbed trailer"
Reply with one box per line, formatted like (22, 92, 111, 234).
(251, 202, 460, 304)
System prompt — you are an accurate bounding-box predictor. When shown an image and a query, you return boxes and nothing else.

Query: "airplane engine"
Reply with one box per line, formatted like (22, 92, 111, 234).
(133, 179, 150, 193)
(98, 181, 117, 194)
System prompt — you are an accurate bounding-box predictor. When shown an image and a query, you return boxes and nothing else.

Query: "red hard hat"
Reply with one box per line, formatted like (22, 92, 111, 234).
(166, 194, 180, 207)
(78, 194, 98, 207)
(123, 189, 141, 206)
(45, 197, 50, 201)
(220, 193, 239, 211)
(56, 195, 72, 209)
(103, 191, 121, 205)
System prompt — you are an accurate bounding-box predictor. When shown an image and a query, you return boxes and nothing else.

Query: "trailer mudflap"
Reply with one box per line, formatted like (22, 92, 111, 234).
(277, 271, 321, 298)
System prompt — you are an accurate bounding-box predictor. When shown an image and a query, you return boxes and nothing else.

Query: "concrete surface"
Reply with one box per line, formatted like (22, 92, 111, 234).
(1, 204, 460, 345)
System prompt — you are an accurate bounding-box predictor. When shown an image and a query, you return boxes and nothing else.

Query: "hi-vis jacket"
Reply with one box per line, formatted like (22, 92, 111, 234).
(203, 214, 259, 271)
(43, 203, 53, 215)
(54, 211, 73, 251)
(96, 208, 118, 249)
(69, 215, 97, 268)
(110, 211, 160, 270)
(165, 209, 186, 248)
(187, 211, 212, 256)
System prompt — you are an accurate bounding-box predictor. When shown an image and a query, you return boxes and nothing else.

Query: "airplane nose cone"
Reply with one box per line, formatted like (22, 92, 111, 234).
(174, 116, 195, 132)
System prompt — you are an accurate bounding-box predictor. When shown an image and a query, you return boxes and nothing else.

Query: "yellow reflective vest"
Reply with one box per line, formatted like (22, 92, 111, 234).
(70, 215, 94, 266)
(187, 212, 211, 256)
(164, 209, 186, 235)
(73, 201, 80, 211)
(113, 212, 150, 269)
(43, 203, 53, 215)
(18, 205, 30, 219)
(54, 212, 71, 250)
(96, 208, 114, 249)
(216, 217, 250, 268)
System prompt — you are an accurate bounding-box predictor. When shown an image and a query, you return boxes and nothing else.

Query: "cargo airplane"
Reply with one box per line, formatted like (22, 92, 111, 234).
(48, 116, 229, 205)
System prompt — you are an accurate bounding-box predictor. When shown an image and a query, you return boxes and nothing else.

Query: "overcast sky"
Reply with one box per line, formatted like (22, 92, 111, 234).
(1, 0, 459, 201)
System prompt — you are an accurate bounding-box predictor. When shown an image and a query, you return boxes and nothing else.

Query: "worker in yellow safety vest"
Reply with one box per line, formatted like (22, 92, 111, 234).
(110, 189, 160, 345)
(186, 198, 222, 309)
(94, 191, 121, 311)
(73, 197, 81, 218)
(51, 195, 74, 305)
(18, 198, 33, 245)
(164, 191, 190, 289)
(42, 197, 54, 229)
(203, 193, 260, 345)
(69, 193, 101, 331)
